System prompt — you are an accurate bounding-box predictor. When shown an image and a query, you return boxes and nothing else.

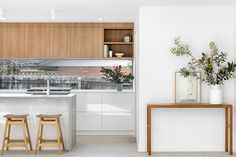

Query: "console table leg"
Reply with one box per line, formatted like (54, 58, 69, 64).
(147, 106, 151, 155)
(225, 108, 228, 152)
(230, 106, 233, 155)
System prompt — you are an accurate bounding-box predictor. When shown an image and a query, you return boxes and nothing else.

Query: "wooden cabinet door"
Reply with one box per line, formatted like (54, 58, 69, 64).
(0, 24, 30, 58)
(29, 25, 50, 58)
(71, 27, 84, 58)
(0, 26, 2, 58)
(49, 25, 72, 59)
(71, 27, 103, 58)
(84, 27, 103, 58)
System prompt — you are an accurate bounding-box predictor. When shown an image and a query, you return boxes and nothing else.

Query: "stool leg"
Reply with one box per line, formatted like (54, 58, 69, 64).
(1, 119, 8, 155)
(39, 122, 44, 151)
(58, 118, 65, 151)
(55, 120, 62, 153)
(25, 119, 33, 151)
(22, 120, 28, 154)
(6, 122, 11, 151)
(35, 119, 41, 154)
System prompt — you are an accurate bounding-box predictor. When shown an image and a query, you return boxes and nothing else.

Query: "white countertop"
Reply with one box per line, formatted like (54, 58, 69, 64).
(0, 93, 76, 98)
(0, 90, 135, 93)
(71, 90, 135, 93)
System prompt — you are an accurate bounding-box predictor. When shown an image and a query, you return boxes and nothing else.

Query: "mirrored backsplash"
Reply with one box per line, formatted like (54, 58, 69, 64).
(0, 60, 133, 90)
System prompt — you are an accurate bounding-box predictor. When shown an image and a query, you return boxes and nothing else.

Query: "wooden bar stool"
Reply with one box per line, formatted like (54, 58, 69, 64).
(1, 114, 33, 155)
(35, 114, 65, 154)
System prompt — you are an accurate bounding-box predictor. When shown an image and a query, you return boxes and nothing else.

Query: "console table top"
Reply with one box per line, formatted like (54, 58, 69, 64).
(147, 103, 233, 108)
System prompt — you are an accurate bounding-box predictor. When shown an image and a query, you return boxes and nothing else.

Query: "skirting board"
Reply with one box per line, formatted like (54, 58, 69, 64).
(138, 145, 225, 152)
(77, 130, 135, 136)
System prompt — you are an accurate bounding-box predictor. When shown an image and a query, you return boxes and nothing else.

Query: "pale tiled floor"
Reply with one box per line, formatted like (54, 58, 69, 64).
(1, 136, 234, 157)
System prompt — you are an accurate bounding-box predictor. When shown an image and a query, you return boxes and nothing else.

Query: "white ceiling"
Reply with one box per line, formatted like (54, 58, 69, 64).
(0, 0, 235, 22)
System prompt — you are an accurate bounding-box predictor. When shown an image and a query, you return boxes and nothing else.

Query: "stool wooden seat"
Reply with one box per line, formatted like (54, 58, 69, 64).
(37, 114, 62, 119)
(1, 114, 32, 155)
(4, 114, 29, 119)
(35, 114, 65, 154)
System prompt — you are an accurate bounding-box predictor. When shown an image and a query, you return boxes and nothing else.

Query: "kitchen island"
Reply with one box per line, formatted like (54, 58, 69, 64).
(0, 94, 76, 151)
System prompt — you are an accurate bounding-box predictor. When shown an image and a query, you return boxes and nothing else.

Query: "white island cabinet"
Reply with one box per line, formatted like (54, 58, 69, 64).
(76, 91, 135, 135)
(0, 94, 76, 151)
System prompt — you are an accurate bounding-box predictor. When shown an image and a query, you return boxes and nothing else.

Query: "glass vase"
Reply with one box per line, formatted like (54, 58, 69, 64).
(116, 84, 123, 91)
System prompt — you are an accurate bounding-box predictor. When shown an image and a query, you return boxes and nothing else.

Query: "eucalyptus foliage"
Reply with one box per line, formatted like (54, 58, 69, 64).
(100, 65, 134, 84)
(171, 37, 236, 85)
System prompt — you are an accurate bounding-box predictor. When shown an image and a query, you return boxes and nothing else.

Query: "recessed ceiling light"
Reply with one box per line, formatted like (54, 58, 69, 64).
(50, 9, 56, 20)
(0, 9, 6, 20)
(98, 18, 103, 21)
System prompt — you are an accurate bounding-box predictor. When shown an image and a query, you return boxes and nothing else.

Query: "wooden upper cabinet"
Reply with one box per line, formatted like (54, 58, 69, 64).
(28, 25, 50, 58)
(0, 26, 2, 58)
(0, 24, 30, 59)
(49, 25, 72, 59)
(71, 27, 103, 58)
(71, 27, 84, 58)
(84, 27, 103, 58)
(0, 23, 133, 59)
(0, 24, 51, 59)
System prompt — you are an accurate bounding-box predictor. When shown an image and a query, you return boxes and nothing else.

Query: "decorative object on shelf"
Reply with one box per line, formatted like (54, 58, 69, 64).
(175, 71, 201, 103)
(124, 35, 131, 43)
(171, 37, 236, 104)
(115, 52, 125, 58)
(104, 45, 109, 57)
(109, 50, 113, 58)
(104, 28, 134, 59)
(100, 65, 134, 91)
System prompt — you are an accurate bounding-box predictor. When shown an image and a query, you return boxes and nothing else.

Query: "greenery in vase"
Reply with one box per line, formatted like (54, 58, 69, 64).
(171, 37, 236, 85)
(100, 65, 134, 84)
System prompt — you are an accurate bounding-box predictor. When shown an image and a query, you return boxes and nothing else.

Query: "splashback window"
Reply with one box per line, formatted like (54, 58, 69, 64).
(0, 60, 134, 90)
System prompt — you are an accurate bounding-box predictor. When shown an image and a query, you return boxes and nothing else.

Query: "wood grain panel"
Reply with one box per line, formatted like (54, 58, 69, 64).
(71, 27, 103, 58)
(84, 27, 103, 58)
(71, 27, 85, 58)
(0, 26, 2, 58)
(29, 26, 50, 58)
(1, 24, 30, 58)
(49, 25, 72, 59)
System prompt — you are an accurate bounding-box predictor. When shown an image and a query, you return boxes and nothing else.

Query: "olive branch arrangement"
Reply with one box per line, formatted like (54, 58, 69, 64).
(171, 37, 236, 85)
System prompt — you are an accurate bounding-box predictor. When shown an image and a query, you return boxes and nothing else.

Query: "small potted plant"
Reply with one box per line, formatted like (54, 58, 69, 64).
(100, 65, 134, 91)
(171, 37, 236, 104)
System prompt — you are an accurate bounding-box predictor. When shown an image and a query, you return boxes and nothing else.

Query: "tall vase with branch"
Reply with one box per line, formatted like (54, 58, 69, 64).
(171, 37, 236, 104)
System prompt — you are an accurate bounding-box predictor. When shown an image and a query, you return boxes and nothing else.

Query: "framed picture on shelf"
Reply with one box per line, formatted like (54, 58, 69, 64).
(175, 71, 201, 103)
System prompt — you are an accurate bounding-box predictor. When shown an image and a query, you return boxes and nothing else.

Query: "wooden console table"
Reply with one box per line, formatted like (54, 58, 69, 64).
(147, 103, 233, 155)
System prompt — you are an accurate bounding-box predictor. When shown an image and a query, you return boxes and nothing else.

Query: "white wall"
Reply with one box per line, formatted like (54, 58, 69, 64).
(0, 0, 138, 22)
(1, 0, 235, 22)
(138, 6, 235, 152)
(0, 8, 136, 22)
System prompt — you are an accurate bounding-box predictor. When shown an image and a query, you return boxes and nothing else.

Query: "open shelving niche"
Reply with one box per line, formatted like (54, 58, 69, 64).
(103, 28, 134, 60)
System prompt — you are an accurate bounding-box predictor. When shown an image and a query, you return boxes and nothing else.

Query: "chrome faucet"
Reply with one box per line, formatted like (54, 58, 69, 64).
(42, 78, 50, 95)
(46, 79, 50, 95)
